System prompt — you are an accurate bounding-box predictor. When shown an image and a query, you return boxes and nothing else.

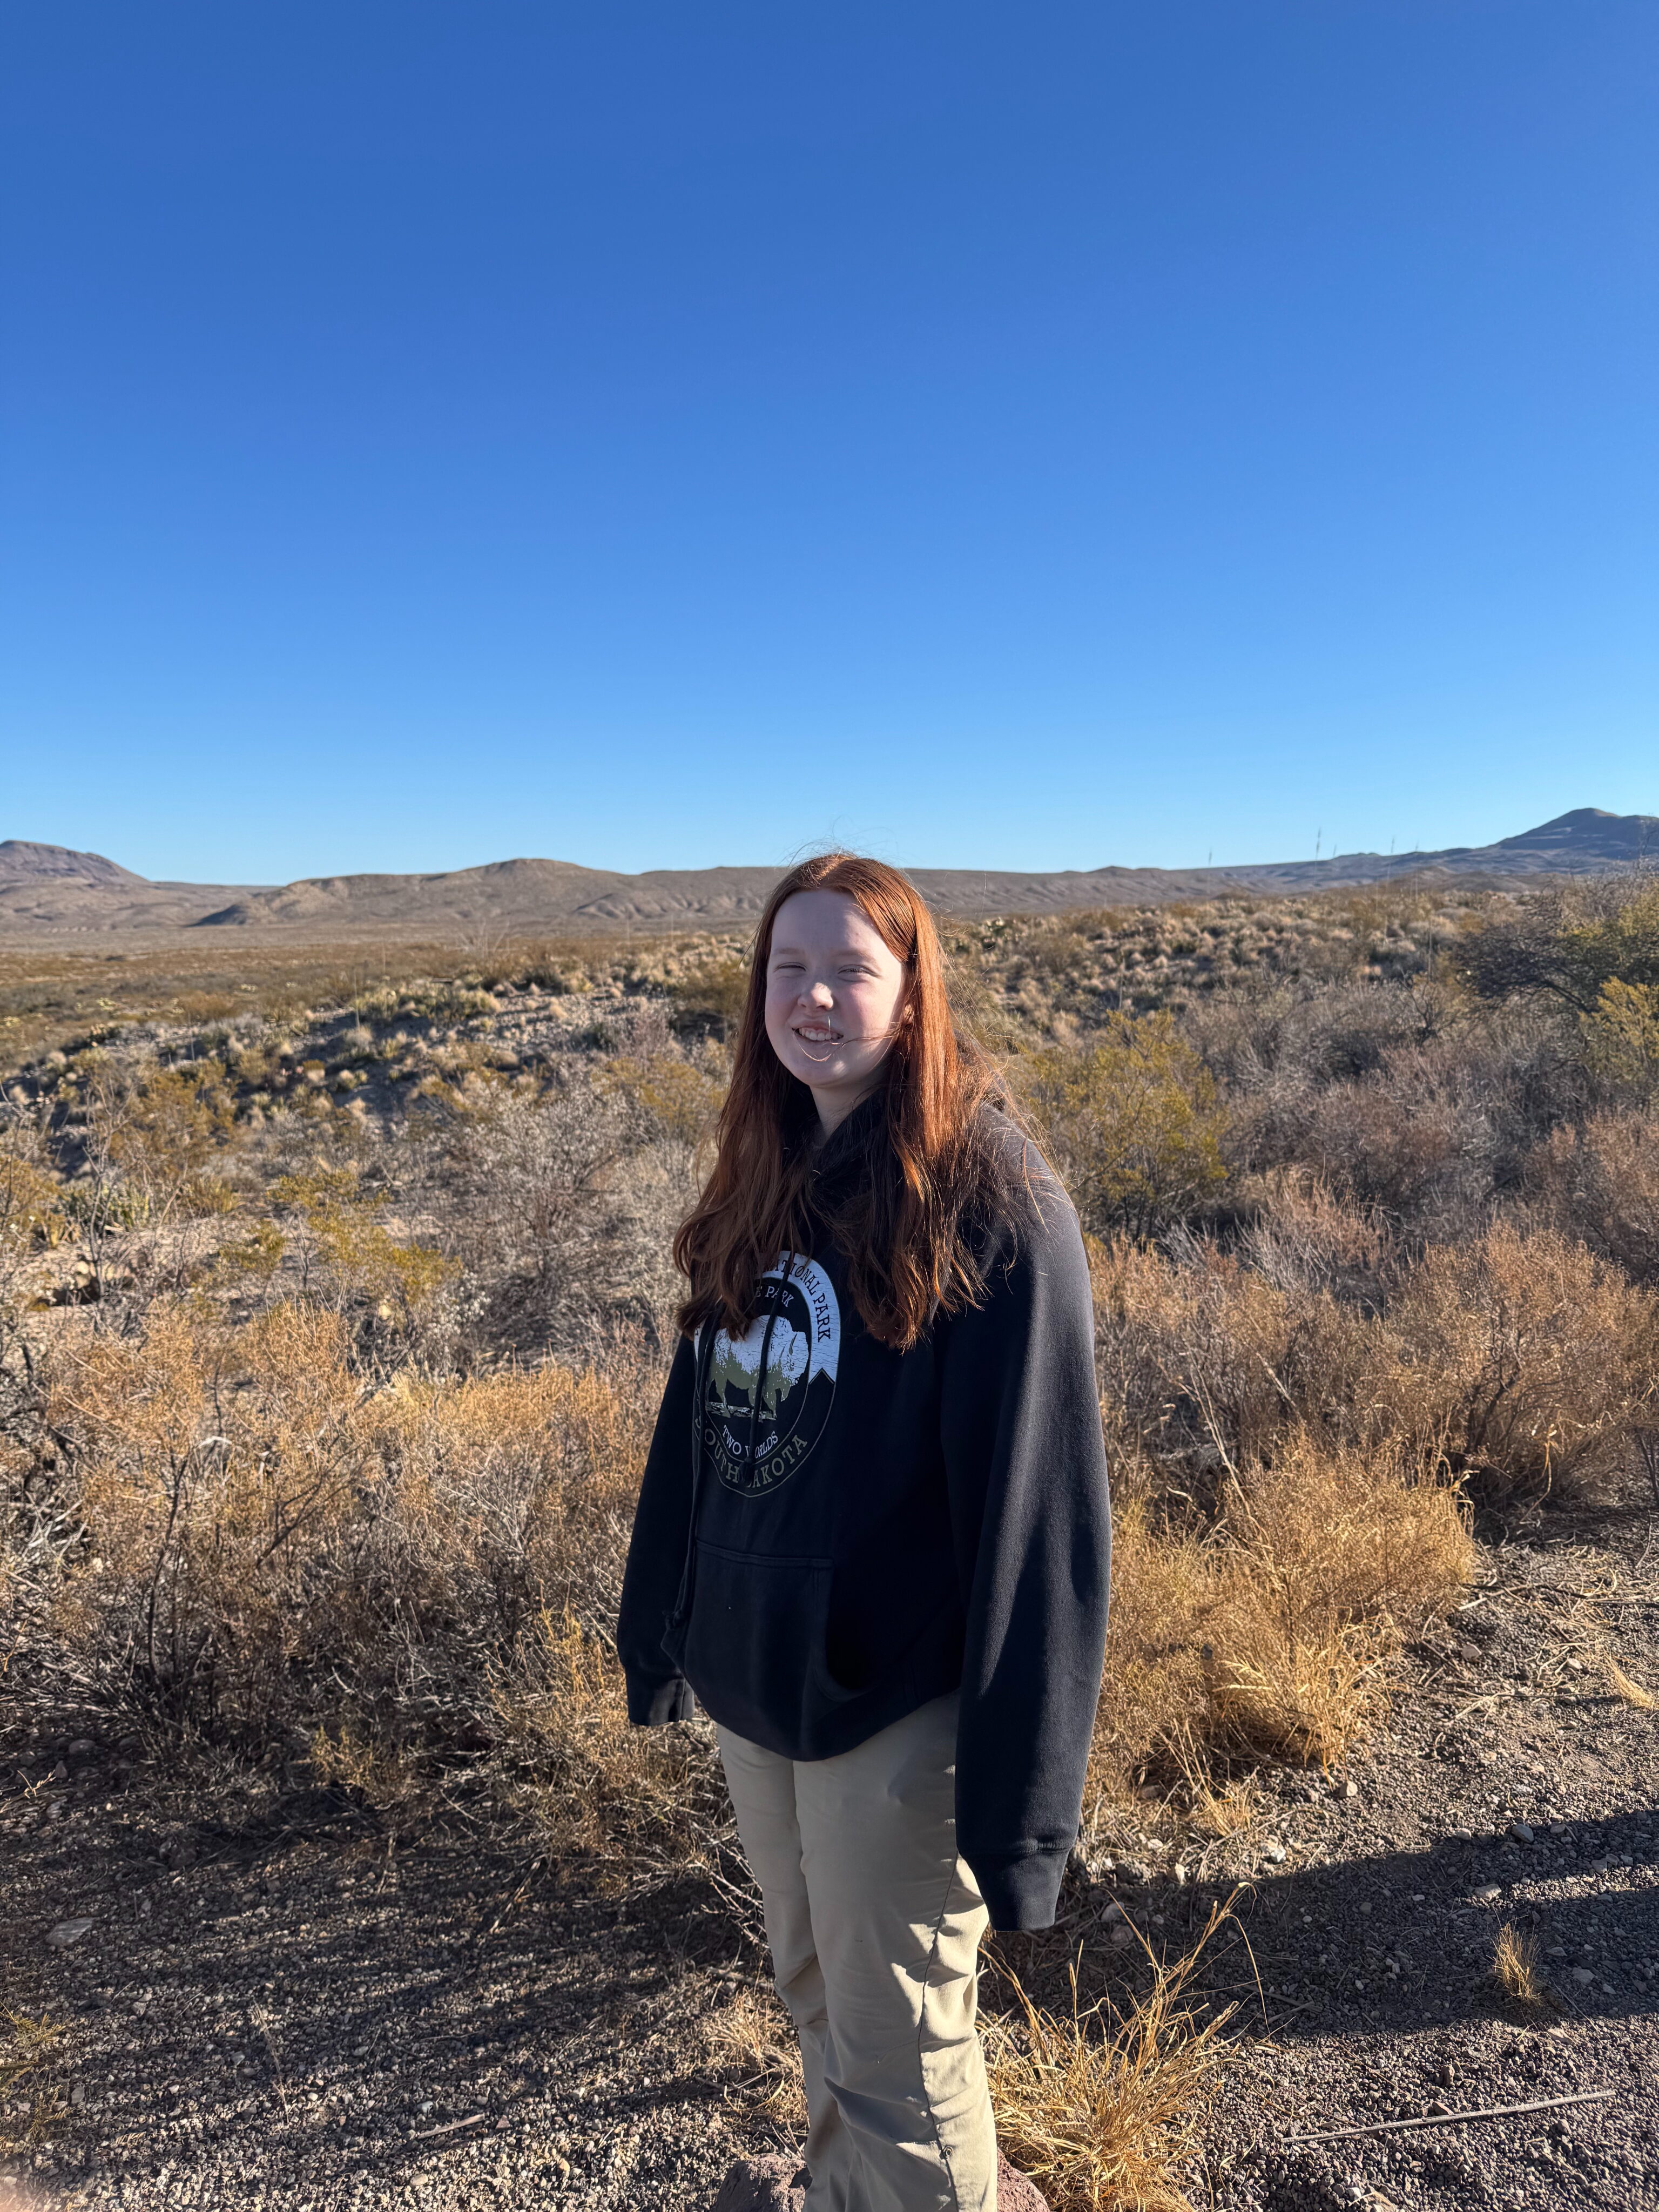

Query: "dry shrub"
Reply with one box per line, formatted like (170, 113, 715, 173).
(1088, 1237, 1373, 1484)
(1293, 1068, 1469, 1218)
(1092, 1436, 1472, 1791)
(49, 1301, 648, 1735)
(1455, 876, 1659, 1013)
(43, 1297, 729, 1877)
(597, 1053, 726, 1145)
(1205, 1435, 1473, 1762)
(986, 1916, 1237, 2212)
(1491, 1923, 1545, 2008)
(1234, 1169, 1389, 1299)
(90, 1058, 240, 1218)
(271, 1166, 456, 1317)
(416, 1069, 691, 1357)
(0, 1154, 69, 1252)
(671, 957, 751, 1034)
(1376, 1219, 1659, 1505)
(1528, 1112, 1659, 1283)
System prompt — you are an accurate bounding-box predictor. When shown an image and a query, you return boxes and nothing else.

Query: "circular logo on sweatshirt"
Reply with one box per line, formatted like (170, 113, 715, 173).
(701, 1255, 840, 1495)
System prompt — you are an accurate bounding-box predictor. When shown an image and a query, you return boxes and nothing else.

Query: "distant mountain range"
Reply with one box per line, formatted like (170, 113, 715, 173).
(1, 809, 1653, 942)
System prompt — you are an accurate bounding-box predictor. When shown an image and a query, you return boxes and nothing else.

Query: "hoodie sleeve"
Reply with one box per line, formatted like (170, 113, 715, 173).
(940, 1155, 1111, 1931)
(616, 1333, 700, 1725)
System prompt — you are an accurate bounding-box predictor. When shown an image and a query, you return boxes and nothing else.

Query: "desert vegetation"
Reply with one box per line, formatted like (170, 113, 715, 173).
(4, 871, 1658, 2203)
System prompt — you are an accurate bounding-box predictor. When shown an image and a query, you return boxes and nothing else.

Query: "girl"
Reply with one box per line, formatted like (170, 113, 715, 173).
(618, 854, 1110, 2212)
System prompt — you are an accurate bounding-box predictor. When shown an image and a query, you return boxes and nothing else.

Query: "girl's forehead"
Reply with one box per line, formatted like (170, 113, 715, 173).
(769, 890, 897, 956)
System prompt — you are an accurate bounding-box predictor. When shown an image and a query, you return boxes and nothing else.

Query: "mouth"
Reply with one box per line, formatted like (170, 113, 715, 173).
(793, 1023, 844, 1046)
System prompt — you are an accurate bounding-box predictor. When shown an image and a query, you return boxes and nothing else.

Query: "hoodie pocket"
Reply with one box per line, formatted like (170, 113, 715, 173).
(681, 1541, 861, 1743)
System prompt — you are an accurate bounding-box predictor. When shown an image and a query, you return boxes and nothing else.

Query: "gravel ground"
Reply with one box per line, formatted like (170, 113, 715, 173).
(3, 1531, 1655, 2212)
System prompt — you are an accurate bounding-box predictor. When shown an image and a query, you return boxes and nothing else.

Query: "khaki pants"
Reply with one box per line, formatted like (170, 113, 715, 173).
(717, 1695, 997, 2212)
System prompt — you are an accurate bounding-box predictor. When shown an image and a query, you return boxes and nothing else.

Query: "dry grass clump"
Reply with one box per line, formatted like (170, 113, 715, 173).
(1491, 1923, 1546, 2008)
(700, 1986, 808, 2132)
(1093, 1436, 1472, 1791)
(491, 1603, 729, 1881)
(0, 2012, 66, 2152)
(986, 1918, 1237, 2212)
(1605, 1659, 1656, 1709)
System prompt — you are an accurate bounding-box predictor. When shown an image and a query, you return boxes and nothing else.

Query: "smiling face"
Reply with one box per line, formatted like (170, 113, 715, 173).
(763, 889, 911, 1132)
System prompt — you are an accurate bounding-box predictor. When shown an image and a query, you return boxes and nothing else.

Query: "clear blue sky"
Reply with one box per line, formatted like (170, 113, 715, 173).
(2, 3, 1654, 885)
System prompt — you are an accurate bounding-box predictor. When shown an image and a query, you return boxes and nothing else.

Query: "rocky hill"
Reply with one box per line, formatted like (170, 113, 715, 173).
(1, 808, 1651, 941)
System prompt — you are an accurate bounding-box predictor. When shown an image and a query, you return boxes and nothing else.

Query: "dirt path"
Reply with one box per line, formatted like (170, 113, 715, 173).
(3, 1527, 1655, 2212)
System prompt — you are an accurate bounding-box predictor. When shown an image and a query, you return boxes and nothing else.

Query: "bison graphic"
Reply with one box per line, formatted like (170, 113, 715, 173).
(710, 1319, 810, 1424)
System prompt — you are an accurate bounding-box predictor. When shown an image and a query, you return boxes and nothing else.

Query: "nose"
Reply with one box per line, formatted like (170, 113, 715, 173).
(805, 981, 834, 1008)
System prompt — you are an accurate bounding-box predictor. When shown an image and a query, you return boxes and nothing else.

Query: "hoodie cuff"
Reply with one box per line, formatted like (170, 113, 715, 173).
(626, 1671, 697, 1726)
(970, 1849, 1069, 1932)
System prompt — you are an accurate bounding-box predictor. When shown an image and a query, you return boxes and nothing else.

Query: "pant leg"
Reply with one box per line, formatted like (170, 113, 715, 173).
(716, 1724, 851, 2188)
(793, 1696, 996, 2212)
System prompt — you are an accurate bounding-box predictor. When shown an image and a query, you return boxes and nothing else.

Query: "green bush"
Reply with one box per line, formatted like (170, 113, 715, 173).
(1021, 1012, 1229, 1236)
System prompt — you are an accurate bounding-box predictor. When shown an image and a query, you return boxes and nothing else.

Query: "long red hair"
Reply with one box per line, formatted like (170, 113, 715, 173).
(674, 853, 1015, 1349)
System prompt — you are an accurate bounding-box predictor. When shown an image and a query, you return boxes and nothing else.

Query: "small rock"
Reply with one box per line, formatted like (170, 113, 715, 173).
(66, 1740, 95, 1758)
(47, 1919, 93, 1947)
(711, 2156, 1048, 2212)
(1449, 1827, 1475, 1843)
(1473, 1885, 1503, 1903)
(1509, 1820, 1534, 1843)
(1263, 1843, 1286, 1865)
(1571, 1968, 1595, 1985)
(996, 2156, 1050, 2212)
(1590, 1857, 1610, 1874)
(1101, 1901, 1126, 1924)
(1108, 1924, 1136, 1950)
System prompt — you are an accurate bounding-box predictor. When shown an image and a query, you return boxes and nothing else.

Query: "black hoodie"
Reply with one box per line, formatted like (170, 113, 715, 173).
(616, 1102, 1111, 1932)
